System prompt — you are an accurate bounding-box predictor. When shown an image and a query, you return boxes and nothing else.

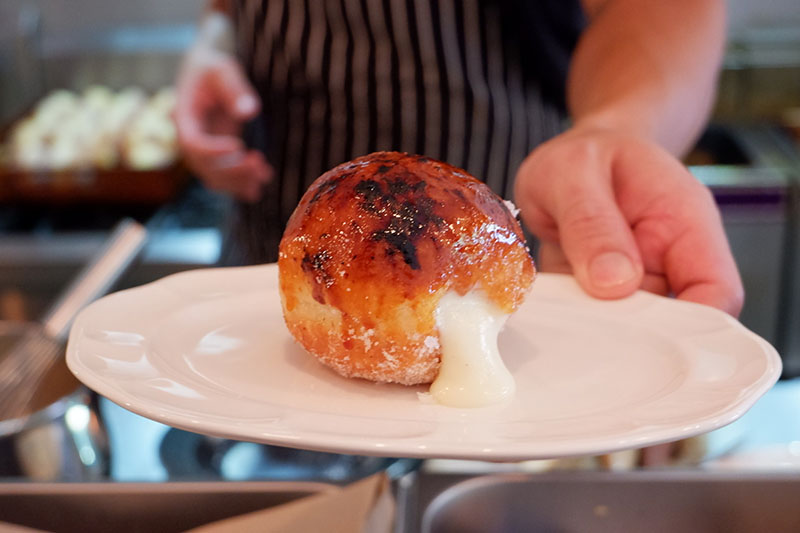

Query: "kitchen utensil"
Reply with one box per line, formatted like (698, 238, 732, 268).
(0, 321, 108, 481)
(0, 218, 147, 423)
(401, 470, 800, 533)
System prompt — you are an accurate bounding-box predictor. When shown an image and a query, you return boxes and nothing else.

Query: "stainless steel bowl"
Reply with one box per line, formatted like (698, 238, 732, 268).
(0, 321, 108, 481)
(407, 470, 800, 533)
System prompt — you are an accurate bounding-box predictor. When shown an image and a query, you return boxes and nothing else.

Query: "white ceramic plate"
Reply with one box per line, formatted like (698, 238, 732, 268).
(66, 264, 781, 461)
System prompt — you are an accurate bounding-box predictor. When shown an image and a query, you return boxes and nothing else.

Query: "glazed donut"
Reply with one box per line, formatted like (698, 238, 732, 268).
(278, 152, 535, 387)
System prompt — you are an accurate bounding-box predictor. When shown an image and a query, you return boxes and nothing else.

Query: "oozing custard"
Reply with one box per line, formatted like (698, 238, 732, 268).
(278, 152, 535, 406)
(431, 290, 515, 407)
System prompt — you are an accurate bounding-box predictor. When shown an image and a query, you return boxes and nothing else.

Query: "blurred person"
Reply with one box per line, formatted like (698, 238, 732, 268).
(175, 0, 742, 466)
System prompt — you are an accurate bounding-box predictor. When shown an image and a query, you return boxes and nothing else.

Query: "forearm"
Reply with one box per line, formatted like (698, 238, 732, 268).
(194, 0, 236, 54)
(569, 0, 726, 156)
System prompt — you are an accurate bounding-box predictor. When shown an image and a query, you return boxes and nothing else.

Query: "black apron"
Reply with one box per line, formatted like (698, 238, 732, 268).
(225, 0, 585, 265)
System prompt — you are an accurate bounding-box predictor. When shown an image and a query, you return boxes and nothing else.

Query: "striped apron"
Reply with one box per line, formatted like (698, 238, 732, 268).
(226, 0, 585, 265)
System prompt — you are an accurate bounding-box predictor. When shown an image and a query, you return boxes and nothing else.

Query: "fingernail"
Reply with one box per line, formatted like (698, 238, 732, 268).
(588, 252, 637, 288)
(236, 95, 257, 115)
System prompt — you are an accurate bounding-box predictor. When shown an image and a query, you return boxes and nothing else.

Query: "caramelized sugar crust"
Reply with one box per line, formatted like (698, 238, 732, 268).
(278, 152, 535, 384)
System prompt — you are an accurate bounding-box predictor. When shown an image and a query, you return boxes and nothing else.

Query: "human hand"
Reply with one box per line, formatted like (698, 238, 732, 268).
(175, 46, 273, 202)
(514, 126, 743, 467)
(514, 125, 743, 316)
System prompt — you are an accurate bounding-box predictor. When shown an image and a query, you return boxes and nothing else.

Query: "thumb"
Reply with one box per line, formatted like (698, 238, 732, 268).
(556, 180, 643, 299)
(209, 57, 260, 120)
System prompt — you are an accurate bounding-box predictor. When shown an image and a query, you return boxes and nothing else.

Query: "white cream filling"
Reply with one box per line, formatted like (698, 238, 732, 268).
(430, 290, 515, 407)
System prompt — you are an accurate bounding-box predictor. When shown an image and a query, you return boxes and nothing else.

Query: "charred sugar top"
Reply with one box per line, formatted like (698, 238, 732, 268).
(279, 152, 535, 319)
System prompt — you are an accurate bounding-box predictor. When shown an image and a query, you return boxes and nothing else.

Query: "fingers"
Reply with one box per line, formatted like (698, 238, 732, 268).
(540, 197, 740, 313)
(618, 147, 744, 316)
(555, 178, 644, 299)
(540, 241, 670, 296)
(207, 58, 260, 121)
(175, 50, 260, 155)
(175, 61, 247, 156)
(177, 117, 243, 157)
(657, 197, 743, 316)
(199, 150, 274, 202)
(517, 131, 743, 316)
(174, 50, 272, 202)
(517, 146, 644, 300)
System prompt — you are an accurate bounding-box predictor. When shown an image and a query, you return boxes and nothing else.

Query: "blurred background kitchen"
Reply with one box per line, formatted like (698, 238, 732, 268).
(0, 0, 800, 520)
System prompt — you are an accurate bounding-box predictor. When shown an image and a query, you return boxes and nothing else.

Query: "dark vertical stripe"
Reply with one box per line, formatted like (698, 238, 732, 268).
(405, 1, 426, 155)
(478, 3, 493, 184)
(454, 0, 473, 172)
(383, 0, 402, 150)
(324, 0, 349, 167)
(458, 3, 476, 175)
(360, 0, 378, 153)
(505, 19, 528, 200)
(484, 3, 511, 195)
(343, 0, 369, 157)
(303, 0, 328, 181)
(280, 0, 306, 216)
(437, 0, 465, 167)
(248, 1, 270, 84)
(341, 0, 355, 161)
(463, 0, 490, 180)
(268, 1, 290, 222)
(413, 0, 441, 158)
(498, 37, 513, 200)
(295, 0, 314, 202)
(252, 1, 266, 81)
(366, 0, 394, 152)
(320, 15, 333, 174)
(429, 2, 450, 162)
